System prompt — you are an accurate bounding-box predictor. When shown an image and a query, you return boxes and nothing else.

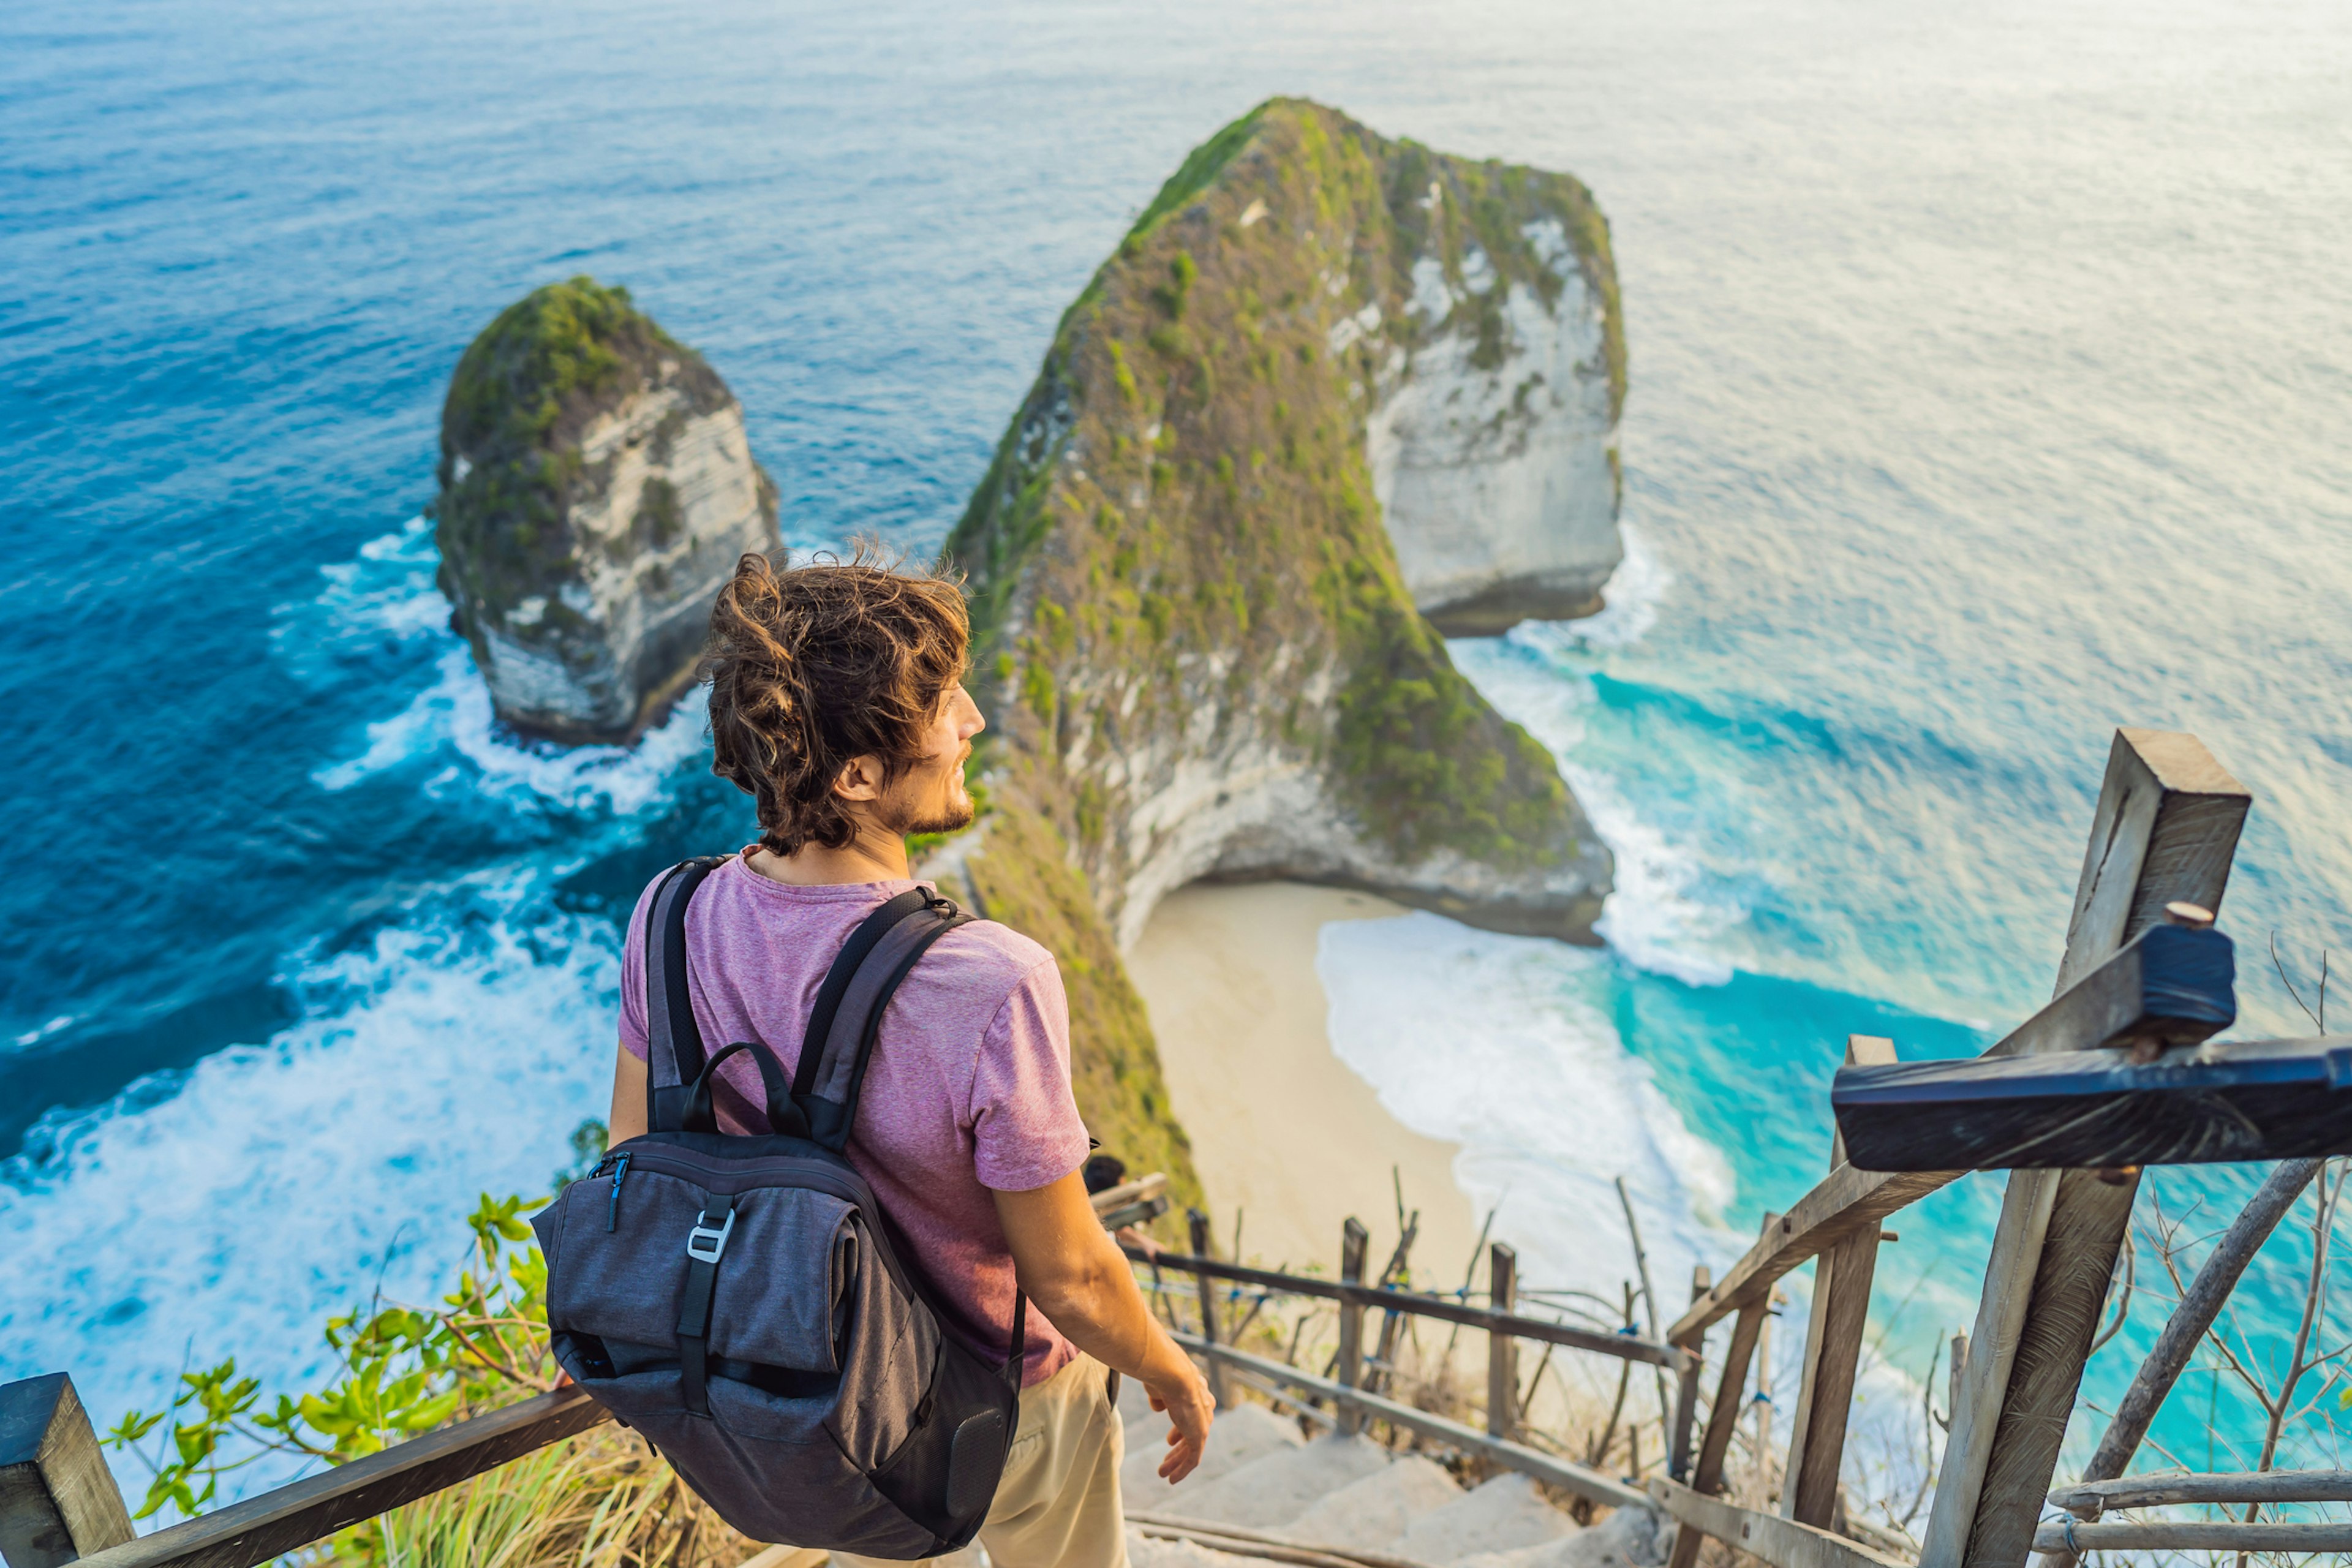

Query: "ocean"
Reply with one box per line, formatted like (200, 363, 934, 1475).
(6, 0, 2349, 1506)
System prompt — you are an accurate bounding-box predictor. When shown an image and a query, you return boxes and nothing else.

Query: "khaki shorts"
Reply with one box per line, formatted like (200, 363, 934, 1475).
(827, 1351, 1129, 1568)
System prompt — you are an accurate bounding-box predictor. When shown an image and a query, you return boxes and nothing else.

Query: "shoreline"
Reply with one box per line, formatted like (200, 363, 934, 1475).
(1125, 881, 1481, 1286)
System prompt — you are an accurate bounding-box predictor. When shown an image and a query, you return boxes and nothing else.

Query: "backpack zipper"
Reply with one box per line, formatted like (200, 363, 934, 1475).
(605, 1152, 632, 1231)
(609, 1145, 869, 1207)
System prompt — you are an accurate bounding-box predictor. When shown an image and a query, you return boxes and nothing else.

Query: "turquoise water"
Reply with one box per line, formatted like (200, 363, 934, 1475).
(5, 0, 2349, 1504)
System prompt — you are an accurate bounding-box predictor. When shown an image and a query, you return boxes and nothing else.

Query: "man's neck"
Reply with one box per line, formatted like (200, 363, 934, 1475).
(747, 823, 911, 888)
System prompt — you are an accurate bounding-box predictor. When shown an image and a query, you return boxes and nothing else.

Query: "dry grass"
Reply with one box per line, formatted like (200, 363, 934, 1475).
(322, 1424, 760, 1568)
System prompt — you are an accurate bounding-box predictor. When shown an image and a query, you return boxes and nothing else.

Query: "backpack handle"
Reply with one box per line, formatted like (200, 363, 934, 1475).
(673, 1040, 799, 1136)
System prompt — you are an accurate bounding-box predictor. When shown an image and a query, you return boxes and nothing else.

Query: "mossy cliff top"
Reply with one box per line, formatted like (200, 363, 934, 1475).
(437, 279, 733, 610)
(434, 277, 778, 743)
(941, 98, 1615, 948)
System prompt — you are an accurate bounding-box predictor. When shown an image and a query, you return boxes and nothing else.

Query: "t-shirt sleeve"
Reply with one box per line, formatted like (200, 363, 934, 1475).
(617, 878, 658, 1062)
(968, 957, 1091, 1192)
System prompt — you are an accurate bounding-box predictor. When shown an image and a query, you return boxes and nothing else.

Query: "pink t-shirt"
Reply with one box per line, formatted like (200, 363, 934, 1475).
(618, 851, 1091, 1387)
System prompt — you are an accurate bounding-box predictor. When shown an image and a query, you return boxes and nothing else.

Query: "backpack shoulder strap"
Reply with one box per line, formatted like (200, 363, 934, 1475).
(799, 891, 973, 1152)
(801, 891, 1028, 1388)
(792, 889, 935, 1101)
(643, 856, 728, 1133)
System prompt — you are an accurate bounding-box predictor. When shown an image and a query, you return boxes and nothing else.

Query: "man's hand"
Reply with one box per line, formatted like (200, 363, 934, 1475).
(1146, 1365, 1215, 1482)
(992, 1173, 1219, 1481)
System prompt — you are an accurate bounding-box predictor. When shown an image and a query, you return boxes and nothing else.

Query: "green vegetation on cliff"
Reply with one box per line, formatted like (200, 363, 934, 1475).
(434, 276, 736, 649)
(930, 98, 1623, 1212)
(949, 97, 1604, 874)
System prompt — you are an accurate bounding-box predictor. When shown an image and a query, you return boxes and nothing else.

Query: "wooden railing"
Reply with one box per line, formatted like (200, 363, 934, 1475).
(1652, 729, 2352, 1568)
(0, 1174, 1169, 1568)
(0, 1376, 605, 1568)
(1119, 1220, 1702, 1515)
(8, 728, 2342, 1568)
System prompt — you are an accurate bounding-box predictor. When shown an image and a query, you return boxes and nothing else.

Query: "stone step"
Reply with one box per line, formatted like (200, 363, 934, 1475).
(1453, 1503, 1670, 1568)
(1281, 1452, 1464, 1550)
(1115, 1391, 1670, 1568)
(1392, 1474, 1577, 1565)
(1159, 1432, 1395, 1529)
(1126, 1527, 1265, 1568)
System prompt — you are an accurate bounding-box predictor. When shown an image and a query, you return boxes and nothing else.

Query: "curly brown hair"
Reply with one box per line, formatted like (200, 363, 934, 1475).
(703, 550, 970, 857)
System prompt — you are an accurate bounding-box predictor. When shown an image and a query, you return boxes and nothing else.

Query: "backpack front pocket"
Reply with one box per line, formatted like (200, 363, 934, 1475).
(706, 1185, 860, 1374)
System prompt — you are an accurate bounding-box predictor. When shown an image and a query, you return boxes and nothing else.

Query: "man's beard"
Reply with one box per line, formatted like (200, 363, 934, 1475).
(882, 762, 975, 839)
(897, 794, 975, 839)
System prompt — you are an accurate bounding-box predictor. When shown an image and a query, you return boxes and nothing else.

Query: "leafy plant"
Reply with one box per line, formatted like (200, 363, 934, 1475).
(105, 1194, 557, 1523)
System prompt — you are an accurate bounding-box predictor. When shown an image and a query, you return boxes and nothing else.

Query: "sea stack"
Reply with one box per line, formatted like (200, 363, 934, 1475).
(941, 98, 1619, 948)
(434, 277, 779, 744)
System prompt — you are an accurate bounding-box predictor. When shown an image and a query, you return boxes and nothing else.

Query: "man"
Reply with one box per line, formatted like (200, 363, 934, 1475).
(603, 550, 1214, 1568)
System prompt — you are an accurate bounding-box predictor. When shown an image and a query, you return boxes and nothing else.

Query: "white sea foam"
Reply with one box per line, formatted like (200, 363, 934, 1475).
(1567, 763, 1739, 987)
(1450, 634, 1744, 987)
(285, 516, 708, 815)
(1317, 913, 1739, 1303)
(270, 516, 450, 687)
(12, 1014, 78, 1049)
(315, 645, 709, 816)
(1529, 519, 1670, 652)
(0, 863, 619, 1496)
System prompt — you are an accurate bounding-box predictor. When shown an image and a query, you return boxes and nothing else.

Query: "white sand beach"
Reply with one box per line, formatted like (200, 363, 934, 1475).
(1126, 881, 1482, 1287)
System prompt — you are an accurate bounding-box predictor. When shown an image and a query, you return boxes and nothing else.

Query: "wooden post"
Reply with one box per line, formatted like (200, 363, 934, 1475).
(1336, 1218, 1369, 1438)
(1778, 1038, 1893, 1529)
(1665, 1216, 1778, 1568)
(1668, 1265, 1708, 1483)
(1, 1374, 135, 1568)
(1922, 729, 2250, 1568)
(1186, 1208, 1227, 1409)
(1487, 1243, 1518, 1442)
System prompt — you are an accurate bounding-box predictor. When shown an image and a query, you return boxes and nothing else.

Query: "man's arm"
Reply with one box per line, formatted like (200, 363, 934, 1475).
(993, 1172, 1215, 1483)
(608, 1044, 647, 1144)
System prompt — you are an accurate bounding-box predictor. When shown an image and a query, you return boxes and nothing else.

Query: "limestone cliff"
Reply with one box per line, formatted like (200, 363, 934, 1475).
(940, 99, 1618, 951)
(435, 277, 780, 744)
(1369, 175, 1625, 633)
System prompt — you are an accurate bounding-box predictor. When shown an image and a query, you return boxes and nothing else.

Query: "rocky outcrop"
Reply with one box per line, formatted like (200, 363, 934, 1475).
(435, 277, 779, 744)
(941, 99, 1618, 948)
(1369, 205, 1624, 633)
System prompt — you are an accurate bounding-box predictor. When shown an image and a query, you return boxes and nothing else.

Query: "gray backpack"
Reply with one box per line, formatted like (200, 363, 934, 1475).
(533, 858, 1027, 1558)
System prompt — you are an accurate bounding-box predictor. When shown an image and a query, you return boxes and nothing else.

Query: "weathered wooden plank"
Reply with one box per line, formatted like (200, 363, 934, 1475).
(1832, 1035, 2352, 1171)
(69, 1389, 607, 1568)
(2051, 729, 2248, 997)
(1189, 1208, 1229, 1409)
(1664, 1296, 1766, 1568)
(1, 1374, 135, 1568)
(2050, 1468, 2352, 1515)
(1676, 916, 2241, 1343)
(1980, 922, 2233, 1062)
(1782, 1048, 1890, 1529)
(1647, 1478, 1912, 1568)
(1336, 1218, 1368, 1439)
(1918, 1170, 2056, 1566)
(1126, 1242, 1692, 1371)
(1487, 1243, 1518, 1442)
(1170, 1332, 1649, 1513)
(1666, 1265, 1707, 1483)
(1779, 1040, 1891, 1529)
(1667, 1218, 1779, 1568)
(1926, 727, 2250, 1568)
(1668, 1166, 1948, 1346)
(1090, 1170, 1168, 1214)
(2030, 1518, 2352, 1553)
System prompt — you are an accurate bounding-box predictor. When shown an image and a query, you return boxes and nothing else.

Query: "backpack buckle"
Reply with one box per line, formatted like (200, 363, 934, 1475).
(685, 1208, 736, 1264)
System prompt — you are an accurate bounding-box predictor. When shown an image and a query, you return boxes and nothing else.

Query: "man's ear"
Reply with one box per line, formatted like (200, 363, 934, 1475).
(832, 754, 886, 804)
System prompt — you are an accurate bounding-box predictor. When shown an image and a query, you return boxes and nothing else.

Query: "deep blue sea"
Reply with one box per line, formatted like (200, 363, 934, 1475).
(6, 0, 2350, 1509)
